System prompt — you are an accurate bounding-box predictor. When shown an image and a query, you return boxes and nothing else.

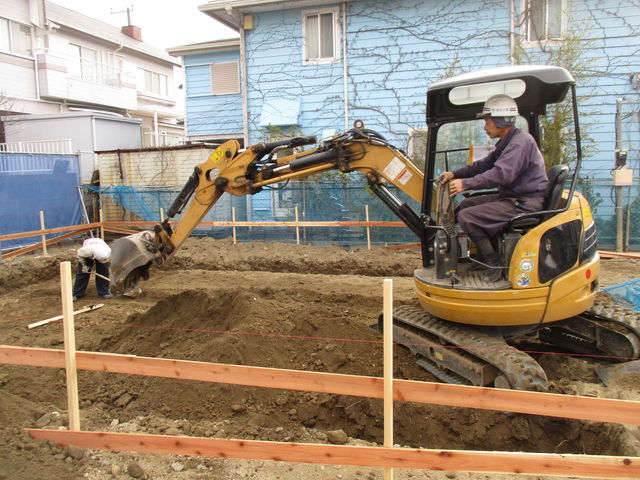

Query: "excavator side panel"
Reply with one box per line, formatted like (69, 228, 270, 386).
(413, 274, 549, 326)
(414, 192, 598, 327)
(542, 252, 599, 323)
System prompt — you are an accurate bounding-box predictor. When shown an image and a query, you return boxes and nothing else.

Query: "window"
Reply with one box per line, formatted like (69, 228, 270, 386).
(138, 68, 168, 96)
(523, 0, 566, 43)
(104, 52, 124, 87)
(211, 62, 240, 95)
(302, 8, 339, 64)
(0, 17, 32, 57)
(69, 43, 97, 82)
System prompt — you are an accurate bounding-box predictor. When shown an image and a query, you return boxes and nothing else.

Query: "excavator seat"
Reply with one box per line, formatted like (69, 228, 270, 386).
(507, 164, 570, 232)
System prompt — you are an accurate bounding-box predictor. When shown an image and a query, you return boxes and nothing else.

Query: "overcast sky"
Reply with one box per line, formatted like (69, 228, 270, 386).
(49, 0, 238, 50)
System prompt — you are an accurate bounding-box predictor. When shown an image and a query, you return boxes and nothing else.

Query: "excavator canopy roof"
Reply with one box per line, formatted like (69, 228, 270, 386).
(426, 65, 575, 125)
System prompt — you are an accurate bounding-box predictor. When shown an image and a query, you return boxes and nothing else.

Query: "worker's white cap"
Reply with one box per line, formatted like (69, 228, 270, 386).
(79, 243, 111, 262)
(94, 244, 111, 263)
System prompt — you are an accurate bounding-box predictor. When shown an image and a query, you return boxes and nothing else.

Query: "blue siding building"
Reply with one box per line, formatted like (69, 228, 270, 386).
(168, 0, 640, 246)
(168, 39, 244, 143)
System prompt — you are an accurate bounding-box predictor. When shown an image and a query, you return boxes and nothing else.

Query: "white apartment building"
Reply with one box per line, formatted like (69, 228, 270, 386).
(0, 0, 184, 148)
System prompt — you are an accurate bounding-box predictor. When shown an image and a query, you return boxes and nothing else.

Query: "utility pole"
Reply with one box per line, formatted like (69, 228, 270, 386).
(613, 98, 631, 252)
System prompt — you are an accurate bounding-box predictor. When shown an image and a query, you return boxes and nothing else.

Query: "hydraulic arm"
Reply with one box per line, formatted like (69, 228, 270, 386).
(110, 127, 427, 292)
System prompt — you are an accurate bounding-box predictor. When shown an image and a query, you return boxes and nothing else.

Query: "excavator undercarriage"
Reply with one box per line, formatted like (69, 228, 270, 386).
(388, 294, 640, 391)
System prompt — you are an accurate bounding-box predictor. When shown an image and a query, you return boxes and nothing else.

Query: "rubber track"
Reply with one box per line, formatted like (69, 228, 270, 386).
(393, 305, 549, 391)
(585, 294, 640, 358)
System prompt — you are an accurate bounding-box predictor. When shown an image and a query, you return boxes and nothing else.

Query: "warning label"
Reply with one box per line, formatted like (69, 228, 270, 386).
(384, 157, 412, 185)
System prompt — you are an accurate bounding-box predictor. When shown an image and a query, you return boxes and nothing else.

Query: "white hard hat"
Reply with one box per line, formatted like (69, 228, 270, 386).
(478, 94, 519, 118)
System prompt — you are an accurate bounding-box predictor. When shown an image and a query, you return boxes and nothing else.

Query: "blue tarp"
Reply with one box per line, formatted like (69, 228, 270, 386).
(87, 185, 175, 222)
(602, 278, 640, 311)
(0, 153, 83, 251)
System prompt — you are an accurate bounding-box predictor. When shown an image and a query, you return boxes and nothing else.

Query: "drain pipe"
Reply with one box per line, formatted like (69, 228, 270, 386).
(614, 98, 625, 252)
(240, 21, 249, 147)
(342, 2, 349, 131)
(240, 18, 251, 222)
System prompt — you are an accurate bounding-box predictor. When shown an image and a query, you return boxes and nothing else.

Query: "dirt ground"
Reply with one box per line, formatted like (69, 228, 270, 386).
(1, 237, 640, 480)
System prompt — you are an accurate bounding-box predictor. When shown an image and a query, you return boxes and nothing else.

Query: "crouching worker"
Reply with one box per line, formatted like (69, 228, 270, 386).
(72, 237, 112, 301)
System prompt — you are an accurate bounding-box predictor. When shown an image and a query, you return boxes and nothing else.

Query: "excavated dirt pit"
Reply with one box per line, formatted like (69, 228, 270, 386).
(1, 237, 640, 480)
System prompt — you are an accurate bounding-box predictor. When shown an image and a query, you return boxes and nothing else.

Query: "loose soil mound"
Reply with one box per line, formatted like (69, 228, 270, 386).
(1, 238, 640, 479)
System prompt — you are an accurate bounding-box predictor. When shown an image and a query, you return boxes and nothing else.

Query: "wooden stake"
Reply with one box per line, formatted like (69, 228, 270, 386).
(28, 303, 104, 329)
(39, 210, 48, 256)
(383, 278, 394, 480)
(60, 262, 80, 431)
(232, 207, 237, 245)
(295, 206, 300, 245)
(99, 209, 104, 240)
(160, 207, 164, 222)
(365, 205, 371, 251)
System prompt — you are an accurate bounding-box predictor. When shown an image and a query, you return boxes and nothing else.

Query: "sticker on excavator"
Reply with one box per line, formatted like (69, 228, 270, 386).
(519, 259, 534, 272)
(516, 273, 531, 287)
(383, 157, 412, 184)
(396, 169, 413, 185)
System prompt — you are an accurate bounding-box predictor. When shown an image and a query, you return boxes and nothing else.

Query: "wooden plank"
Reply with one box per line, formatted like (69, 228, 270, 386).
(28, 304, 104, 329)
(60, 262, 80, 431)
(0, 223, 101, 241)
(1, 228, 94, 259)
(25, 430, 640, 479)
(197, 221, 406, 228)
(599, 250, 640, 259)
(365, 205, 371, 250)
(2, 346, 640, 426)
(383, 279, 394, 480)
(39, 210, 48, 256)
(104, 220, 406, 228)
(103, 226, 139, 235)
(103, 221, 157, 228)
(385, 242, 421, 250)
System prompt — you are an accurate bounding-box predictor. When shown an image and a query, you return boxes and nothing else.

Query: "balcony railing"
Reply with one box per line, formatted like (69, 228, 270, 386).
(41, 50, 134, 89)
(0, 139, 73, 154)
(142, 131, 186, 147)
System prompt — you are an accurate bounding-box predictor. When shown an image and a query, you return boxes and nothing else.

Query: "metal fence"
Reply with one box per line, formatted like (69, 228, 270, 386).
(92, 182, 419, 246)
(92, 177, 639, 250)
(579, 177, 640, 251)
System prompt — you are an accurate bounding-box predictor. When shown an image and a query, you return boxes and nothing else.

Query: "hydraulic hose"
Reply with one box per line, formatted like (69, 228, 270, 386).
(251, 136, 317, 156)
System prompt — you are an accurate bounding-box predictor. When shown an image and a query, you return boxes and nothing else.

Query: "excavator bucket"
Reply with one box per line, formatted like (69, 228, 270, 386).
(109, 231, 160, 295)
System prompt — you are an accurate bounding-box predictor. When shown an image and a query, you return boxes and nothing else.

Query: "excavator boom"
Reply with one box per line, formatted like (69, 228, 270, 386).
(110, 127, 426, 293)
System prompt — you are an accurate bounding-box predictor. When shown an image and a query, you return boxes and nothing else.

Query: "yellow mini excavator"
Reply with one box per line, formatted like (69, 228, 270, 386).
(109, 65, 640, 391)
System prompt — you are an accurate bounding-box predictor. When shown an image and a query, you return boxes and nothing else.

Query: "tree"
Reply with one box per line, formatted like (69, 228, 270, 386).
(512, 18, 597, 168)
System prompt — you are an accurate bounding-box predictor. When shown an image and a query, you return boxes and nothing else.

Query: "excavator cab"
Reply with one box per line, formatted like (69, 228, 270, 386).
(386, 65, 618, 390)
(414, 65, 599, 326)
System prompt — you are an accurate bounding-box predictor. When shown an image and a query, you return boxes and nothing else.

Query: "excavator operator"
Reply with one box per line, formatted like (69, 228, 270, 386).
(440, 94, 549, 281)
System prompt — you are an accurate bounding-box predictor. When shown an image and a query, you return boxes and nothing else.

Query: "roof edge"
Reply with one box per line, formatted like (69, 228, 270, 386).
(198, 0, 357, 30)
(167, 38, 240, 55)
